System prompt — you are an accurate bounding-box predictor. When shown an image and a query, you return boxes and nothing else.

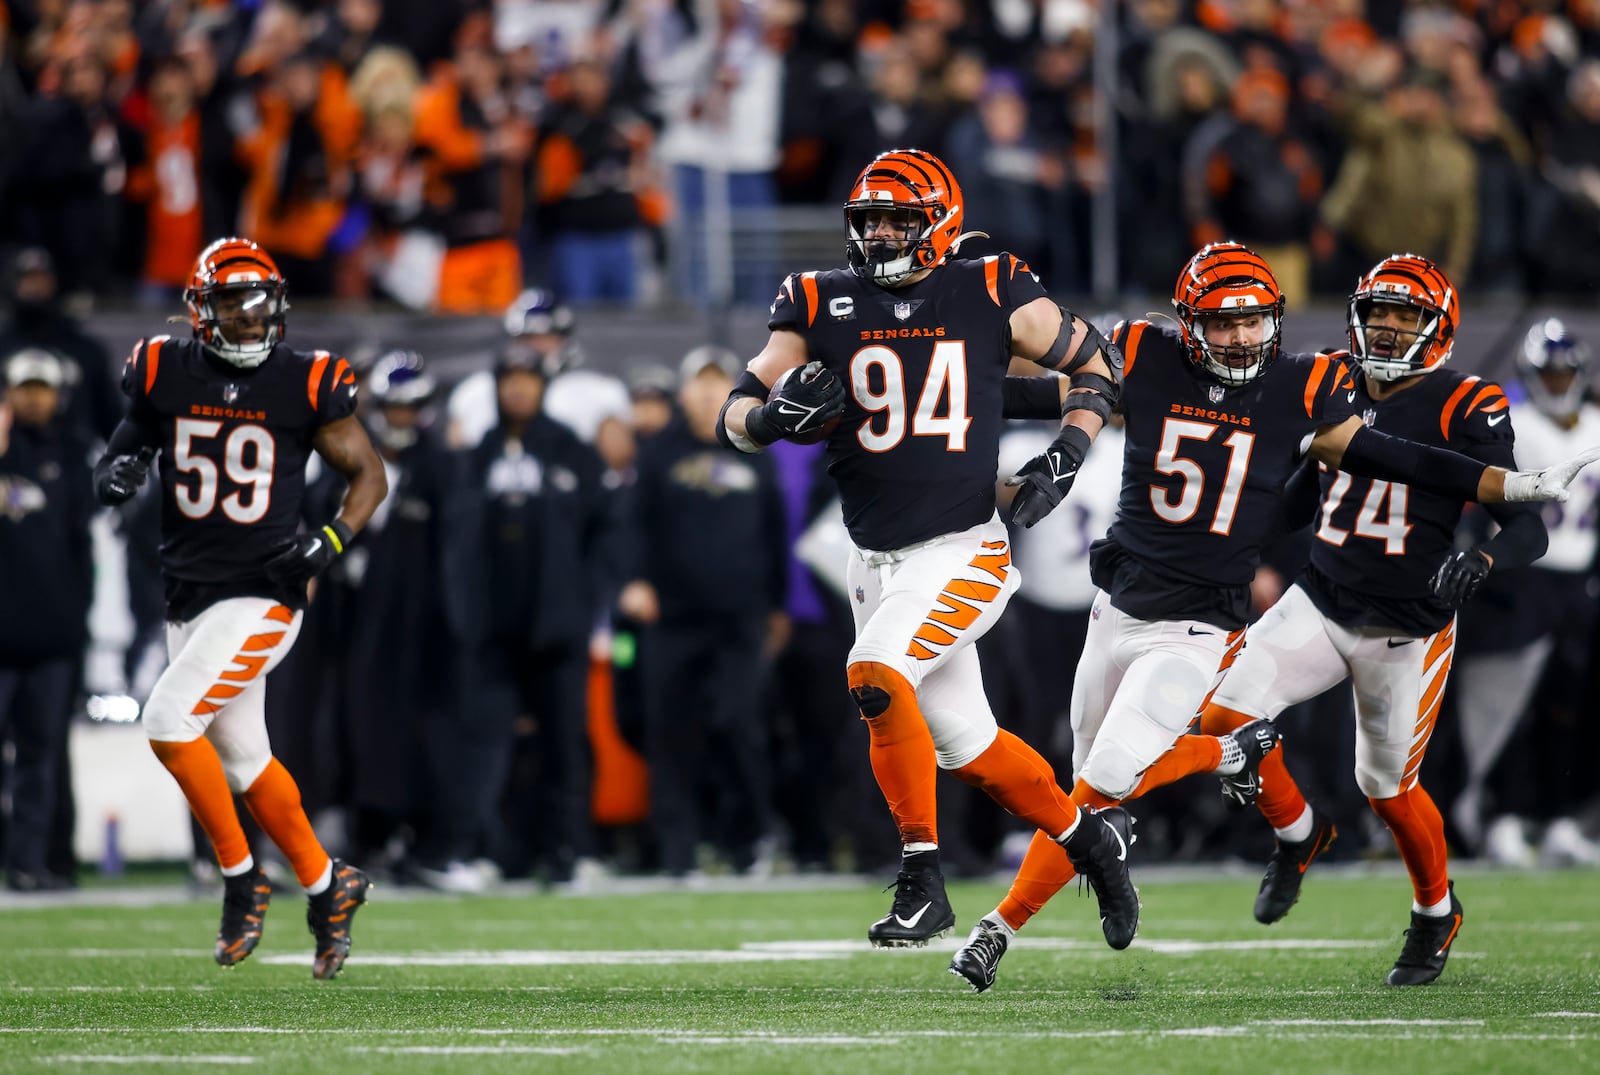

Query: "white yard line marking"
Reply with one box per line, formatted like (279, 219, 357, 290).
(354, 1046, 588, 1056)
(40, 1056, 255, 1065)
(258, 948, 846, 967)
(1536, 1012, 1600, 1018)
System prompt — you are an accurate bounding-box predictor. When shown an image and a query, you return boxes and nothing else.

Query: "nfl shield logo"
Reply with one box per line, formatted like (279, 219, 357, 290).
(855, 586, 865, 604)
(1208, 385, 1225, 403)
(1363, 408, 1377, 427)
(893, 301, 912, 321)
(222, 384, 239, 404)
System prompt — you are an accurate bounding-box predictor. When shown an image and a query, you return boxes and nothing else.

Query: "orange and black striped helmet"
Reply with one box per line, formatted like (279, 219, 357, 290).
(844, 149, 965, 286)
(1347, 254, 1458, 383)
(1171, 241, 1286, 385)
(184, 237, 288, 369)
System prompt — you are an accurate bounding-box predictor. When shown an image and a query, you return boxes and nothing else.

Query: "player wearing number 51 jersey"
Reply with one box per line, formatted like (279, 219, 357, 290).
(718, 147, 1141, 955)
(92, 238, 387, 980)
(952, 243, 1600, 994)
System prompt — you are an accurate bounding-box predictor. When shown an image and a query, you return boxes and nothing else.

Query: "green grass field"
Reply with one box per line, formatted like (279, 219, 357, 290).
(2, 866, 1597, 1074)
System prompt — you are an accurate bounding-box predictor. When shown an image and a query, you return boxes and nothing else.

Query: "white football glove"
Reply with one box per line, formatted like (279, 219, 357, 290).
(1502, 445, 1600, 503)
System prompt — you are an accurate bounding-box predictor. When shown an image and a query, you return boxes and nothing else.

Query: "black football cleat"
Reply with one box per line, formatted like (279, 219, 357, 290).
(1386, 882, 1464, 986)
(1254, 812, 1337, 924)
(306, 860, 371, 980)
(1219, 719, 1283, 810)
(215, 866, 271, 967)
(1061, 807, 1140, 950)
(867, 858, 955, 948)
(949, 916, 1011, 993)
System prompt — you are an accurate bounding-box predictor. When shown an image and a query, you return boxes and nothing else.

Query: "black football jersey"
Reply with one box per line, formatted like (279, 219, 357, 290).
(768, 253, 1049, 551)
(121, 335, 358, 600)
(1300, 362, 1518, 636)
(1090, 321, 1360, 629)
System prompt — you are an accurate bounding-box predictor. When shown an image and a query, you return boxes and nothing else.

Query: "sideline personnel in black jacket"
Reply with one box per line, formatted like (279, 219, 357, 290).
(0, 349, 94, 892)
(618, 347, 788, 877)
(437, 342, 620, 884)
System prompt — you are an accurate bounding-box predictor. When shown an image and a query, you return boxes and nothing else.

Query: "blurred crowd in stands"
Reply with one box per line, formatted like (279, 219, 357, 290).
(3, 0, 1600, 312)
(2, 0, 1599, 893)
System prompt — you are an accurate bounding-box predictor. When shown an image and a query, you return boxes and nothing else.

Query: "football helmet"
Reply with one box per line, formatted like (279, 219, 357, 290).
(1518, 317, 1591, 421)
(844, 148, 966, 287)
(1171, 241, 1286, 385)
(503, 288, 580, 376)
(1347, 254, 1458, 383)
(184, 237, 288, 368)
(367, 349, 436, 408)
(366, 350, 434, 453)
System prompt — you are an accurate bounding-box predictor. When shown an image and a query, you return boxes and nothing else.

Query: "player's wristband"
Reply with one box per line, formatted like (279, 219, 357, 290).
(322, 519, 354, 556)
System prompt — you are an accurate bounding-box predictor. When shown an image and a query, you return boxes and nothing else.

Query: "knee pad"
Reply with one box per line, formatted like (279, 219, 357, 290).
(849, 684, 891, 719)
(848, 661, 911, 719)
(1080, 740, 1143, 801)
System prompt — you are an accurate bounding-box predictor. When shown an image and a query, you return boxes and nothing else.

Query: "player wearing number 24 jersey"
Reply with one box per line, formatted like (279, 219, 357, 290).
(717, 147, 1142, 955)
(952, 243, 1600, 993)
(92, 237, 387, 980)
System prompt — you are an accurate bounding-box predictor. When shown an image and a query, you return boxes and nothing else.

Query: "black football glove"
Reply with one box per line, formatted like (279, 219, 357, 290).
(1430, 548, 1492, 608)
(94, 447, 155, 506)
(744, 361, 848, 444)
(1005, 426, 1093, 528)
(264, 520, 354, 588)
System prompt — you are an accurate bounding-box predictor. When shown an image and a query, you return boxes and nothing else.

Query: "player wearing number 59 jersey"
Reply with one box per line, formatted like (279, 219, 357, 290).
(718, 148, 1142, 955)
(92, 238, 387, 980)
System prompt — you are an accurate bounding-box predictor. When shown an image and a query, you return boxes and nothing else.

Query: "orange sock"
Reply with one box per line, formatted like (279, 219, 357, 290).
(1369, 786, 1450, 907)
(1069, 776, 1119, 811)
(150, 739, 252, 872)
(1199, 702, 1306, 829)
(997, 829, 1076, 929)
(242, 758, 330, 889)
(849, 662, 938, 847)
(951, 728, 1078, 837)
(1128, 736, 1223, 799)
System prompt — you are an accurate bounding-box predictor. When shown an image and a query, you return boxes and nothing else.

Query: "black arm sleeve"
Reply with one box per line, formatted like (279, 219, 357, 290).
(1478, 502, 1549, 571)
(1002, 377, 1062, 420)
(1337, 424, 1488, 503)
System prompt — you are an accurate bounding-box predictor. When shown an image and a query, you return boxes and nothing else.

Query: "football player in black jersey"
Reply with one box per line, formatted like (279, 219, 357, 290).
(951, 243, 1600, 992)
(92, 238, 388, 980)
(717, 148, 1141, 952)
(1190, 255, 1554, 986)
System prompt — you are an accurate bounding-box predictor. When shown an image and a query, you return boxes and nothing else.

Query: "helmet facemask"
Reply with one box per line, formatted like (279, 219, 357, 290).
(1185, 306, 1282, 386)
(846, 203, 938, 287)
(1350, 297, 1443, 383)
(188, 280, 287, 369)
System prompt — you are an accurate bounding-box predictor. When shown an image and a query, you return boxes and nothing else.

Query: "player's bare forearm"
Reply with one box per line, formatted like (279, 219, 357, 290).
(312, 416, 388, 534)
(723, 395, 762, 440)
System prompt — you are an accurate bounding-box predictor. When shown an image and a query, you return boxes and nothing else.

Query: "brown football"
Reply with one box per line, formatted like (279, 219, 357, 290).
(768, 362, 841, 445)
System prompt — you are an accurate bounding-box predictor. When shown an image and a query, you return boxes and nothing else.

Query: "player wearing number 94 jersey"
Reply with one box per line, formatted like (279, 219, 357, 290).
(718, 147, 1143, 956)
(92, 237, 387, 980)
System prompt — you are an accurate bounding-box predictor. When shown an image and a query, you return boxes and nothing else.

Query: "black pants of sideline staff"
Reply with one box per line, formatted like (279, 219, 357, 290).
(0, 660, 75, 887)
(432, 640, 592, 881)
(644, 615, 772, 877)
